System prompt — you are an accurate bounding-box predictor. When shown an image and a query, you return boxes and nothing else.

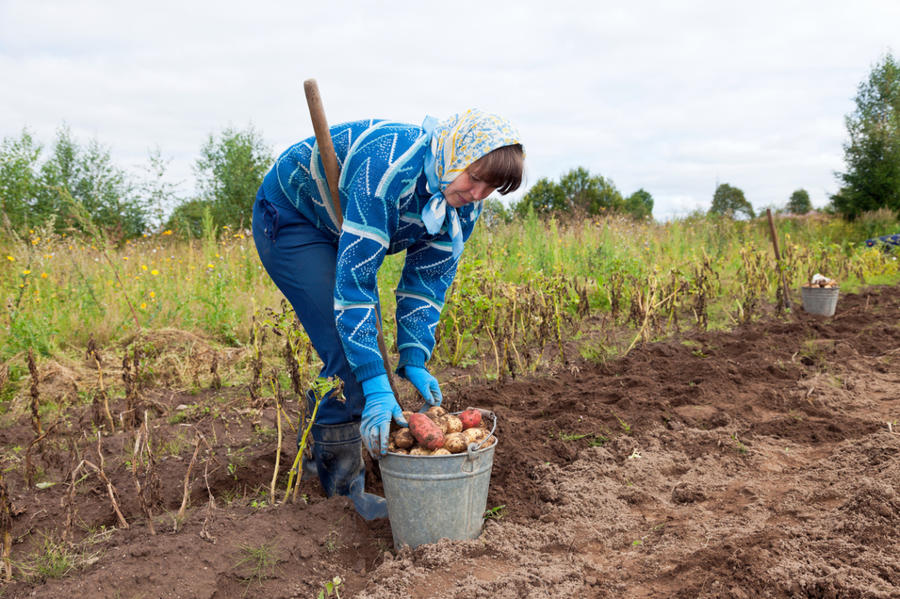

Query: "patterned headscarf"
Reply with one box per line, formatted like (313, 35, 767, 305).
(421, 109, 522, 257)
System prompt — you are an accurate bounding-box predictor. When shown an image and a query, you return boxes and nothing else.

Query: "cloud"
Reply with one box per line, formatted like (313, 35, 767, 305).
(1, 0, 899, 219)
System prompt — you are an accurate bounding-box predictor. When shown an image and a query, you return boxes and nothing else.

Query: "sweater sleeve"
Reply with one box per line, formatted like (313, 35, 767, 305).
(333, 123, 426, 383)
(333, 166, 395, 383)
(395, 201, 483, 371)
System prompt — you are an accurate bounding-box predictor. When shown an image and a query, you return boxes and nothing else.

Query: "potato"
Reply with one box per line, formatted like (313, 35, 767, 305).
(463, 427, 483, 444)
(444, 432, 467, 454)
(435, 415, 449, 434)
(444, 414, 463, 434)
(432, 448, 451, 456)
(393, 428, 415, 449)
(408, 413, 445, 450)
(425, 406, 447, 421)
(401, 410, 413, 423)
(391, 447, 409, 455)
(459, 408, 482, 429)
(409, 447, 432, 456)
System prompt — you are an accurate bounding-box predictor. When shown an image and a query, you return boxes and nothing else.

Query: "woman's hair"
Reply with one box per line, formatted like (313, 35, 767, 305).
(469, 144, 524, 195)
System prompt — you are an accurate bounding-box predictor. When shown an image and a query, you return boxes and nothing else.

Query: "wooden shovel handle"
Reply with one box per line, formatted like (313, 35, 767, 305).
(303, 79, 343, 228)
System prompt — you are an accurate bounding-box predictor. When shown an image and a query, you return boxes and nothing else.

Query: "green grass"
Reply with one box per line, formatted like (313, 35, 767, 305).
(1, 210, 898, 401)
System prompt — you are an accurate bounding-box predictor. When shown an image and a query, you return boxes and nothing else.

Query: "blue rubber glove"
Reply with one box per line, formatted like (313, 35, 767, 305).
(401, 366, 443, 409)
(360, 374, 408, 458)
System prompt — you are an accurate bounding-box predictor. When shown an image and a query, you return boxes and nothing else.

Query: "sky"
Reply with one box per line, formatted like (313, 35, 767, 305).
(1, 0, 899, 220)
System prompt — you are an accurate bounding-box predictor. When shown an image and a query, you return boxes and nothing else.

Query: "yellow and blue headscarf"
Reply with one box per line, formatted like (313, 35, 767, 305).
(421, 109, 521, 257)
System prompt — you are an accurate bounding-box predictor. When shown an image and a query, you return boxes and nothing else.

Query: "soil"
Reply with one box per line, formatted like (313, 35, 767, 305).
(1, 285, 899, 598)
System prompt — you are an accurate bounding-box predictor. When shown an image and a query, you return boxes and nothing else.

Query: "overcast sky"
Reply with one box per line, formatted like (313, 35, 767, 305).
(1, 0, 898, 220)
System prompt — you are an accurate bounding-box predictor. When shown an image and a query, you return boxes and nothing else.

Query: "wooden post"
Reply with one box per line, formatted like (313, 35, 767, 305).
(766, 209, 793, 312)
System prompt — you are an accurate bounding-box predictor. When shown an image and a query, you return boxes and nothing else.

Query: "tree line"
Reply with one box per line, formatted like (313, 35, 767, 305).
(0, 124, 271, 242)
(1, 52, 897, 240)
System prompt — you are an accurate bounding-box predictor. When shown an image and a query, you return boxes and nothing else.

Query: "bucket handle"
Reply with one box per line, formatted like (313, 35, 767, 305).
(465, 409, 497, 462)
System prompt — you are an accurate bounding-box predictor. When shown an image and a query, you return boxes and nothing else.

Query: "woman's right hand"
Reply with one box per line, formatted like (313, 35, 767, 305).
(360, 374, 408, 458)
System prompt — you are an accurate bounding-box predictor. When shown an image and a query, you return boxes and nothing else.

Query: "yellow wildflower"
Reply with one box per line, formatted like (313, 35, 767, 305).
(41, 272, 48, 279)
(149, 291, 156, 298)
(151, 269, 159, 275)
(162, 230, 173, 236)
(141, 264, 148, 271)
(22, 269, 31, 275)
(140, 302, 147, 310)
(207, 263, 214, 269)
(5, 255, 13, 262)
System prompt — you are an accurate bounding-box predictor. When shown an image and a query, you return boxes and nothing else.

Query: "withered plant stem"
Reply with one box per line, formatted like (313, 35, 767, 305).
(27, 348, 42, 436)
(177, 434, 206, 522)
(131, 422, 156, 535)
(62, 458, 85, 545)
(86, 432, 128, 529)
(24, 422, 58, 488)
(0, 472, 13, 581)
(273, 384, 284, 502)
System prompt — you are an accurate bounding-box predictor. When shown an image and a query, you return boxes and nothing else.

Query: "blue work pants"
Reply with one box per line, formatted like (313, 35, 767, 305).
(251, 187, 366, 424)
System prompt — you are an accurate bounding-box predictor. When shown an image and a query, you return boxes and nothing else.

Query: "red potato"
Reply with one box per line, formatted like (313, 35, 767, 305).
(458, 408, 482, 430)
(408, 413, 445, 450)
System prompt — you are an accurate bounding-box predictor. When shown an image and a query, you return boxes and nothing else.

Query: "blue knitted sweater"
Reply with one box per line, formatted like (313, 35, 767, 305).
(260, 119, 483, 382)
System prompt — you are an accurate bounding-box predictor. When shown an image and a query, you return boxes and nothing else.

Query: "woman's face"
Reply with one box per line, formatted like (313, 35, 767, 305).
(443, 168, 496, 208)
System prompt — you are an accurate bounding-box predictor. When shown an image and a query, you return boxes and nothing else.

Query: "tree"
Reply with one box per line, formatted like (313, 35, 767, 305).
(558, 167, 624, 214)
(0, 129, 43, 234)
(29, 125, 149, 240)
(513, 167, 624, 218)
(709, 183, 755, 219)
(513, 177, 567, 217)
(831, 53, 900, 219)
(139, 147, 182, 232)
(624, 188, 654, 220)
(193, 124, 271, 229)
(480, 197, 512, 227)
(786, 188, 812, 214)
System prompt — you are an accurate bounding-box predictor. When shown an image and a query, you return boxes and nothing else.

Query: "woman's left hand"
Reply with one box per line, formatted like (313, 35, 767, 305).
(401, 366, 443, 407)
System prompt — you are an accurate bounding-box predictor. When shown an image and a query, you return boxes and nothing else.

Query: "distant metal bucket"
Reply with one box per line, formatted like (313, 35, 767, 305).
(380, 410, 497, 549)
(801, 286, 840, 317)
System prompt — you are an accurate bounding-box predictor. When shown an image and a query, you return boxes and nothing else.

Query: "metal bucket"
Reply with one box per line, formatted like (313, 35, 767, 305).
(380, 410, 497, 549)
(801, 286, 840, 317)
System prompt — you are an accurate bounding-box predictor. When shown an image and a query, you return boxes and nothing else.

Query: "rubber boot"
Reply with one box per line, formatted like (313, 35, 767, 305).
(309, 421, 388, 520)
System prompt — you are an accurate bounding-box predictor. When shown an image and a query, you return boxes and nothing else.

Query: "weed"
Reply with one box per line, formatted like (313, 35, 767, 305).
(167, 404, 211, 425)
(555, 431, 590, 441)
(323, 530, 341, 553)
(317, 575, 343, 599)
(233, 542, 280, 586)
(731, 434, 748, 454)
(155, 432, 191, 457)
(614, 414, 632, 435)
(588, 435, 608, 447)
(483, 504, 506, 520)
(16, 533, 99, 582)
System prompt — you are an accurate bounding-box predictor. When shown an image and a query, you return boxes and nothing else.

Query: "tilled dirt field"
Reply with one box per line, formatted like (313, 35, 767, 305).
(1, 285, 899, 598)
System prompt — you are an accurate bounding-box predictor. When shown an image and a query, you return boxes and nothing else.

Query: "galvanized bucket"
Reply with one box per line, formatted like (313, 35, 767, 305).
(801, 286, 840, 317)
(380, 410, 497, 549)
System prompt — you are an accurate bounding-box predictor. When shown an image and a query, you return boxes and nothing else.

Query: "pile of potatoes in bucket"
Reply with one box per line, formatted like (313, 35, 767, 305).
(803, 273, 838, 288)
(388, 407, 495, 455)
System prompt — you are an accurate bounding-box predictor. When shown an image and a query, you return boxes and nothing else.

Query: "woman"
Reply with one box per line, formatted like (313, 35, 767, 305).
(252, 109, 524, 519)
